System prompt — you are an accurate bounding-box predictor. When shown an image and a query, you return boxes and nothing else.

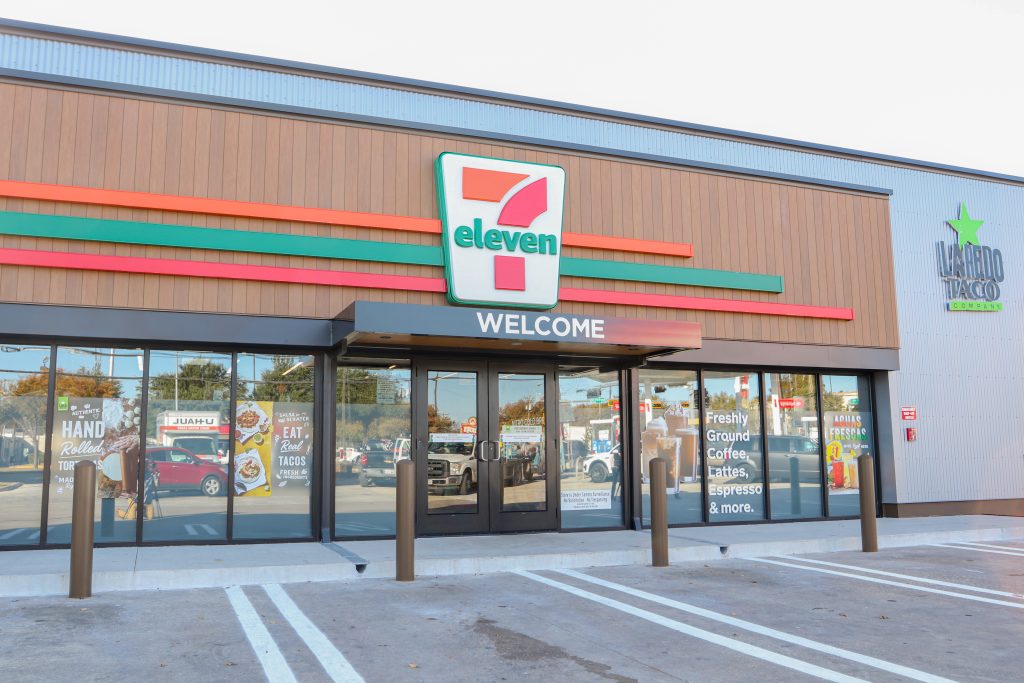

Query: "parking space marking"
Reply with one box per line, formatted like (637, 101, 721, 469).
(225, 585, 298, 683)
(933, 544, 1024, 558)
(515, 570, 871, 683)
(780, 557, 1024, 599)
(263, 583, 365, 683)
(955, 542, 1024, 555)
(0, 528, 27, 539)
(750, 558, 1024, 609)
(556, 568, 956, 683)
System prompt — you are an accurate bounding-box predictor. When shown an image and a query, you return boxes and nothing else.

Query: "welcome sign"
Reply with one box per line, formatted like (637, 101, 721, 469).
(436, 153, 565, 309)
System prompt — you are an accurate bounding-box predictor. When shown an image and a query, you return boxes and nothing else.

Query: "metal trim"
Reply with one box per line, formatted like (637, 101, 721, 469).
(0, 18, 1018, 186)
(0, 302, 332, 348)
(0, 67, 894, 197)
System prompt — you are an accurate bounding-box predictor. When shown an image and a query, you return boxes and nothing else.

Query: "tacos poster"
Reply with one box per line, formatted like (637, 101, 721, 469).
(233, 401, 314, 496)
(233, 401, 273, 497)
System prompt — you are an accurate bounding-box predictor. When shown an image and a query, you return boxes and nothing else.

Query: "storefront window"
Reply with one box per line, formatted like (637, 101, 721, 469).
(558, 368, 623, 529)
(704, 371, 765, 522)
(335, 363, 411, 537)
(822, 374, 873, 517)
(765, 373, 823, 519)
(0, 345, 50, 545)
(142, 351, 231, 541)
(47, 347, 144, 544)
(233, 353, 315, 539)
(639, 369, 702, 526)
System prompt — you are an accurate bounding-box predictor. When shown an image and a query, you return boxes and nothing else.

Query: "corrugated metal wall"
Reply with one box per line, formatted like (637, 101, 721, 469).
(1, 31, 1022, 504)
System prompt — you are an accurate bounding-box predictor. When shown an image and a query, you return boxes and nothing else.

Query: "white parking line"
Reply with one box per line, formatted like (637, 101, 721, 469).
(515, 570, 870, 683)
(556, 568, 956, 683)
(225, 586, 297, 683)
(263, 583, 365, 683)
(184, 524, 198, 536)
(750, 558, 1024, 609)
(199, 524, 218, 536)
(780, 557, 1024, 599)
(0, 528, 26, 539)
(956, 542, 1024, 555)
(933, 544, 1024, 558)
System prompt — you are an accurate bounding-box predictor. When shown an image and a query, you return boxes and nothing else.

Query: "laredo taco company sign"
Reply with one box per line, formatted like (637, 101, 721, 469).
(936, 203, 1005, 312)
(436, 153, 565, 309)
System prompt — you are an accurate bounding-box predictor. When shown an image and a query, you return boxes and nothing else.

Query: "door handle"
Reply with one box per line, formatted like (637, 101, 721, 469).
(477, 440, 499, 462)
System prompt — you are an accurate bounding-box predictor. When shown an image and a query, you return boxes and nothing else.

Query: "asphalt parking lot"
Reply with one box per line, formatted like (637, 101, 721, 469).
(2, 541, 1023, 682)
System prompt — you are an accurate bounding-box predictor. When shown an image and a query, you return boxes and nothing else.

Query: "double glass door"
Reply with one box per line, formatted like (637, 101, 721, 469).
(414, 361, 557, 535)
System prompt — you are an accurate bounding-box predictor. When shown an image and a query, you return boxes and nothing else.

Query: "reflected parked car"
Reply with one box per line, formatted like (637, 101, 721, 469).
(146, 446, 228, 496)
(169, 435, 227, 465)
(711, 435, 821, 483)
(582, 443, 621, 483)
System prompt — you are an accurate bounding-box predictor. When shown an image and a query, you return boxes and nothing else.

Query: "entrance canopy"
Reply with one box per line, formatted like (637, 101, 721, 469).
(334, 301, 701, 358)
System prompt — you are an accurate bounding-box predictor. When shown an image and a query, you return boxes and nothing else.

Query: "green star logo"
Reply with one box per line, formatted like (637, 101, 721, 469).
(947, 202, 983, 248)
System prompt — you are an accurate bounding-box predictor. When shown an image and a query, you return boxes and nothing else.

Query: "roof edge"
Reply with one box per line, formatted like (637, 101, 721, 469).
(0, 67, 894, 197)
(0, 16, 1017, 186)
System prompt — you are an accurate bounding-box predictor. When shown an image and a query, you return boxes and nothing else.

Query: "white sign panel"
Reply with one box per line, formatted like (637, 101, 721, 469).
(560, 489, 613, 510)
(436, 153, 566, 309)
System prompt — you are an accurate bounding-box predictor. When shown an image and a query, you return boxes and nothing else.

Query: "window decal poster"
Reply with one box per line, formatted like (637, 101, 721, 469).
(233, 401, 314, 496)
(234, 401, 272, 496)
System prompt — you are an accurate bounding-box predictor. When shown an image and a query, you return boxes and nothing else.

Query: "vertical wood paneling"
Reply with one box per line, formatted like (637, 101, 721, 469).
(0, 84, 897, 347)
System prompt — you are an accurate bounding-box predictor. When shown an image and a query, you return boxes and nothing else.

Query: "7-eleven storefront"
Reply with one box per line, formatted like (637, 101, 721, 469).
(0, 77, 897, 547)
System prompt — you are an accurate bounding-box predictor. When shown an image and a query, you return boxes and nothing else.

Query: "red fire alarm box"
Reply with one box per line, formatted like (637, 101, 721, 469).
(906, 427, 917, 442)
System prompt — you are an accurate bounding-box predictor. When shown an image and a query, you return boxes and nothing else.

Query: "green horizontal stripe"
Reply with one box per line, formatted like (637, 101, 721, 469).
(0, 211, 444, 267)
(560, 257, 783, 293)
(0, 211, 783, 293)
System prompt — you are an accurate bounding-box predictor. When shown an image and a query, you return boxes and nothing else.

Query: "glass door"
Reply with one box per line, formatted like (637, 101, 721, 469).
(486, 365, 558, 533)
(414, 360, 557, 535)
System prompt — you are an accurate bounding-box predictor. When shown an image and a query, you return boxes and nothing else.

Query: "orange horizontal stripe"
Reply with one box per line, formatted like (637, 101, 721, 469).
(0, 179, 442, 234)
(0, 248, 848, 320)
(0, 180, 693, 258)
(562, 233, 692, 257)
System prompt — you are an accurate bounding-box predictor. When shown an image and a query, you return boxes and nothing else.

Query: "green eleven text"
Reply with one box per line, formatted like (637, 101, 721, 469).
(453, 218, 557, 255)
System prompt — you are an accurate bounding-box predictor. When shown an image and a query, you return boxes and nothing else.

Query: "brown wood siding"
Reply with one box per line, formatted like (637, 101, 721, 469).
(0, 83, 899, 349)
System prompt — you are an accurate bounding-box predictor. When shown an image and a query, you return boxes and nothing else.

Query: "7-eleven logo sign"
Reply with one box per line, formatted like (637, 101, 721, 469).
(436, 153, 565, 309)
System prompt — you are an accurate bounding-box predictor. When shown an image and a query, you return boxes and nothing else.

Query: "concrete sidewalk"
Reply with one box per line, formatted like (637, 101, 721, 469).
(2, 515, 1022, 597)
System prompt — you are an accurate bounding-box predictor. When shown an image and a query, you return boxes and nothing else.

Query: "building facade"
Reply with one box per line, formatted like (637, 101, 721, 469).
(0, 19, 1018, 548)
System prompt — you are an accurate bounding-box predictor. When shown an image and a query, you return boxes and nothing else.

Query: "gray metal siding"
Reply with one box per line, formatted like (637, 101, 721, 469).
(1, 31, 1023, 503)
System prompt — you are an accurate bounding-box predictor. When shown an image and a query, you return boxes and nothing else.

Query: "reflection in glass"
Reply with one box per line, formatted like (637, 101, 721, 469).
(0, 345, 50, 545)
(822, 375, 873, 517)
(335, 364, 411, 537)
(498, 373, 546, 513)
(142, 351, 231, 541)
(558, 368, 623, 529)
(704, 371, 765, 522)
(426, 371, 478, 515)
(766, 373, 823, 519)
(47, 347, 144, 544)
(639, 370, 701, 526)
(233, 353, 315, 539)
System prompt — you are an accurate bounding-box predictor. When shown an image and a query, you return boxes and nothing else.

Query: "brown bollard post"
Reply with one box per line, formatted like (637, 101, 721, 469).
(857, 454, 878, 552)
(650, 457, 669, 567)
(396, 458, 415, 581)
(69, 460, 97, 599)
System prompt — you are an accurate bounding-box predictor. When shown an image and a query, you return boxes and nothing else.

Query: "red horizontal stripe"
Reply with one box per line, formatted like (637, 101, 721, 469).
(559, 287, 855, 320)
(0, 248, 849, 320)
(0, 179, 693, 258)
